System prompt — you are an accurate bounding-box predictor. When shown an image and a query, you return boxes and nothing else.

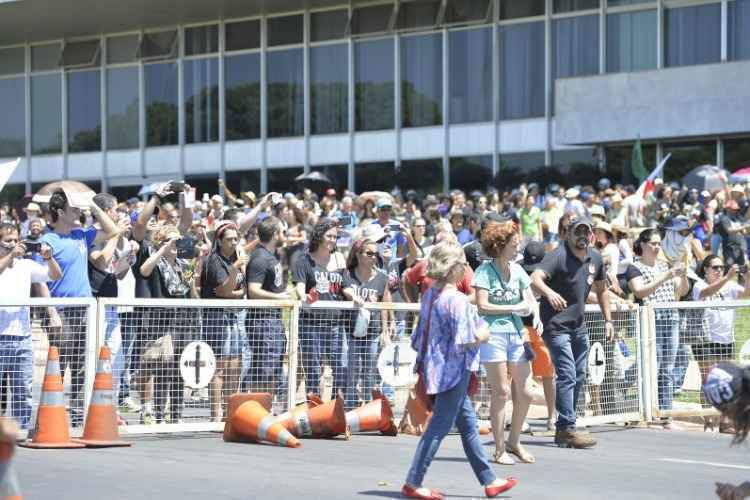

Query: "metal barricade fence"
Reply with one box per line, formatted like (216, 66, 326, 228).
(0, 298, 97, 438)
(577, 304, 644, 427)
(647, 300, 750, 420)
(97, 298, 297, 434)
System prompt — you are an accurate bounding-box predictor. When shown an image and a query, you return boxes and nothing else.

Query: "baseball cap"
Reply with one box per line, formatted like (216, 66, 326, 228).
(703, 362, 748, 409)
(362, 224, 388, 243)
(569, 217, 594, 232)
(522, 241, 546, 273)
(326, 188, 336, 197)
(376, 197, 392, 209)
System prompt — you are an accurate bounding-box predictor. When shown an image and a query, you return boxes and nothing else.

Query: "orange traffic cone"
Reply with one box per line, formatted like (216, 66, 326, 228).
(226, 400, 301, 448)
(345, 393, 398, 436)
(20, 346, 84, 449)
(223, 393, 272, 443)
(371, 389, 398, 436)
(275, 393, 347, 438)
(75, 347, 131, 448)
(398, 390, 432, 436)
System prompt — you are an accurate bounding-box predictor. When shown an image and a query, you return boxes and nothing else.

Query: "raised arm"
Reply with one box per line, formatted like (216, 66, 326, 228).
(238, 193, 277, 236)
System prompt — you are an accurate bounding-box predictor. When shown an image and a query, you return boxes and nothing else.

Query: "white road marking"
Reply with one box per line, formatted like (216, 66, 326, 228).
(657, 459, 750, 470)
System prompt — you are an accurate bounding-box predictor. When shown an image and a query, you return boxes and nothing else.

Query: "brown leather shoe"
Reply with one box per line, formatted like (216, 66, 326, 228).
(554, 429, 597, 448)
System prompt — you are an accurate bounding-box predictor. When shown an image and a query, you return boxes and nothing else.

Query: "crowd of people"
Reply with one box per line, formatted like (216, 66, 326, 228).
(0, 175, 747, 447)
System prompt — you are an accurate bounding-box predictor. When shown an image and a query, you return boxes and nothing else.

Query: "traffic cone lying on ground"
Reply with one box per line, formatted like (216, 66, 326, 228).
(224, 400, 300, 448)
(75, 346, 131, 448)
(223, 393, 272, 443)
(345, 390, 398, 436)
(20, 346, 84, 449)
(398, 390, 432, 436)
(275, 393, 347, 439)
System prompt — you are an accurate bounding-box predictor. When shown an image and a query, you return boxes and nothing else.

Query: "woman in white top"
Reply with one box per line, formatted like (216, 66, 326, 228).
(594, 221, 624, 296)
(692, 255, 750, 378)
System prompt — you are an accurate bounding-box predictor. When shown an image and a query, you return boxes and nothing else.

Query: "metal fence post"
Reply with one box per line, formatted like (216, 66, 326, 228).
(638, 304, 653, 423)
(83, 298, 102, 425)
(287, 301, 300, 413)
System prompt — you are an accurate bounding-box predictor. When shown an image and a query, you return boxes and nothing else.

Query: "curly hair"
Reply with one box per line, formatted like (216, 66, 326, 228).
(308, 218, 338, 253)
(480, 221, 519, 259)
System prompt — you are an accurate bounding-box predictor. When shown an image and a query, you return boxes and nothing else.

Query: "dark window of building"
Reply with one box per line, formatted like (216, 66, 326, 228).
(107, 67, 139, 150)
(31, 44, 61, 72)
(450, 156, 493, 192)
(107, 35, 139, 64)
(662, 141, 716, 182)
(500, 0, 545, 19)
(397, 0, 441, 30)
(500, 21, 545, 120)
(68, 70, 101, 153)
(607, 9, 657, 73)
(267, 48, 304, 138)
(552, 14, 599, 111)
(311, 44, 348, 135)
(185, 25, 219, 55)
(724, 137, 750, 172)
(355, 38, 394, 131)
(311, 9, 349, 42)
(605, 143, 656, 186)
(554, 0, 600, 14)
(351, 4, 394, 35)
(356, 162, 396, 193)
(225, 20, 261, 51)
(226, 170, 261, 196)
(401, 33, 443, 127)
(268, 167, 304, 194)
(0, 47, 24, 76)
(311, 164, 348, 194)
(551, 149, 598, 186)
(144, 62, 179, 146)
(225, 53, 261, 141)
(31, 73, 61, 154)
(268, 15, 304, 47)
(665, 4, 721, 68)
(185, 57, 219, 144)
(444, 0, 490, 24)
(139, 31, 178, 60)
(608, 0, 651, 5)
(729, 0, 750, 61)
(61, 40, 100, 69)
(396, 159, 443, 196)
(497, 152, 546, 190)
(0, 77, 25, 157)
(450, 27, 492, 124)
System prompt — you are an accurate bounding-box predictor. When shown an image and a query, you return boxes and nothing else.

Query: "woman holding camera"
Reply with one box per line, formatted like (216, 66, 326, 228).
(472, 221, 536, 465)
(200, 221, 248, 421)
(403, 241, 516, 499)
(138, 224, 199, 424)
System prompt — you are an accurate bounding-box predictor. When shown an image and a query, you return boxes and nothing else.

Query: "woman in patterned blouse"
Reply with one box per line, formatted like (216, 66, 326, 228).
(402, 241, 517, 500)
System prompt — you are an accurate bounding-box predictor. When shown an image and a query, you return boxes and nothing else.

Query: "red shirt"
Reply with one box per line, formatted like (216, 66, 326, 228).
(404, 259, 474, 296)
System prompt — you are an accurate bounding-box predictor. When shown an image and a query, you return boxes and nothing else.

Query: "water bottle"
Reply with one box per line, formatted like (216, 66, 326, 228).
(618, 339, 630, 357)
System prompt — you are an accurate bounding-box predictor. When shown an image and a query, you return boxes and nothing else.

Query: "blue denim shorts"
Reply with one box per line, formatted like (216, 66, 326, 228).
(480, 330, 524, 363)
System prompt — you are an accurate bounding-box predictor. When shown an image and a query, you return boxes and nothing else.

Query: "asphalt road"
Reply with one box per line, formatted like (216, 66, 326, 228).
(13, 424, 749, 499)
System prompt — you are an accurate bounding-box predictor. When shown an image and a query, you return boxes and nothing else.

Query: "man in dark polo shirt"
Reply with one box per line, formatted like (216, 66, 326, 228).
(531, 217, 614, 449)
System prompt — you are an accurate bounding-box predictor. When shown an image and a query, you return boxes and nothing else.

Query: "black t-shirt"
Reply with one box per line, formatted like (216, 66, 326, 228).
(718, 213, 744, 250)
(292, 253, 346, 318)
(343, 268, 388, 336)
(464, 240, 488, 271)
(135, 243, 191, 299)
(132, 243, 152, 299)
(537, 242, 605, 334)
(246, 245, 285, 294)
(200, 251, 245, 299)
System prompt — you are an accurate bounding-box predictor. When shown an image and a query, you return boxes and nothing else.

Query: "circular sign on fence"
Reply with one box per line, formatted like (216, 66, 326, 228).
(179, 341, 217, 389)
(588, 342, 606, 386)
(740, 339, 750, 364)
(378, 341, 418, 387)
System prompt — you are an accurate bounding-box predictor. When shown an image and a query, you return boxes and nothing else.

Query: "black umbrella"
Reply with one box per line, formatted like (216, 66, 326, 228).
(682, 164, 729, 191)
(294, 171, 332, 191)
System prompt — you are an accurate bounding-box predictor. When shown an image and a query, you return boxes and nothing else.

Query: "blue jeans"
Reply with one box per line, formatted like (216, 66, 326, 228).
(243, 313, 288, 402)
(345, 335, 380, 410)
(300, 315, 347, 399)
(0, 336, 33, 429)
(406, 370, 496, 488)
(544, 328, 589, 431)
(655, 311, 679, 411)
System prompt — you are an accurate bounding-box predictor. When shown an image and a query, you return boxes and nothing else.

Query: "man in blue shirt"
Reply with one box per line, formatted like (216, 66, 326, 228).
(40, 189, 120, 425)
(372, 197, 406, 261)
